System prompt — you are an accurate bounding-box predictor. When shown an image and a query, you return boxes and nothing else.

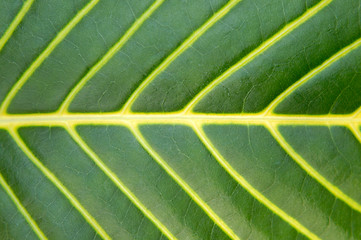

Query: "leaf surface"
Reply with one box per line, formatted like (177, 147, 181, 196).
(0, 0, 361, 239)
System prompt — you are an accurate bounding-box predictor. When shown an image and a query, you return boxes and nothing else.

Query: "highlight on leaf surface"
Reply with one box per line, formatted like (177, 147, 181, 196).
(0, 0, 361, 239)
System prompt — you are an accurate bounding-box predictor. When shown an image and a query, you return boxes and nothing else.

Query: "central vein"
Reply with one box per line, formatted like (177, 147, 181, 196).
(0, 112, 360, 127)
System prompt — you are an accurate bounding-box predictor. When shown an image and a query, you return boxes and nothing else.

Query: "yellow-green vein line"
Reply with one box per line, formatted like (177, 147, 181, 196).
(65, 124, 177, 240)
(0, 112, 360, 128)
(0, 0, 100, 115)
(129, 123, 240, 240)
(263, 37, 361, 115)
(57, 0, 165, 114)
(8, 127, 111, 240)
(120, 0, 242, 114)
(0, 0, 35, 51)
(348, 123, 361, 145)
(183, 0, 332, 113)
(0, 173, 47, 240)
(353, 106, 361, 118)
(265, 122, 361, 213)
(191, 122, 320, 240)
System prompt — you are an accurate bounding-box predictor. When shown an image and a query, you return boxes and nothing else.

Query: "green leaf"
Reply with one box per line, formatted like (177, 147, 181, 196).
(0, 0, 360, 239)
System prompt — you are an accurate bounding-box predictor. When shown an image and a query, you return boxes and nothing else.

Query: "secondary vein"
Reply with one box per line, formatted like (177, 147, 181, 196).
(120, 0, 242, 114)
(182, 0, 332, 113)
(0, 0, 35, 52)
(265, 122, 361, 214)
(8, 127, 111, 240)
(0, 173, 47, 240)
(263, 37, 361, 115)
(0, 0, 100, 115)
(192, 122, 320, 240)
(66, 124, 177, 240)
(57, 0, 166, 114)
(129, 123, 240, 240)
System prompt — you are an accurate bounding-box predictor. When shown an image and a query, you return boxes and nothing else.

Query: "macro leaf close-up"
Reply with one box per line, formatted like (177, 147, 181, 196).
(1, 0, 361, 239)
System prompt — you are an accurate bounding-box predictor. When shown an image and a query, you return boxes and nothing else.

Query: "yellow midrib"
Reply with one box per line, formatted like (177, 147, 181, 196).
(1, 111, 360, 240)
(0, 112, 360, 128)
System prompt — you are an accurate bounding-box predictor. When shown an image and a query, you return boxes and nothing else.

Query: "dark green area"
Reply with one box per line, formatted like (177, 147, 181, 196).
(193, 0, 361, 114)
(133, 0, 323, 112)
(275, 47, 361, 114)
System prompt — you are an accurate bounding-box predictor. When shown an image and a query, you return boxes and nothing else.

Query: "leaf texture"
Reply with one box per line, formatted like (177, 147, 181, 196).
(0, 0, 361, 239)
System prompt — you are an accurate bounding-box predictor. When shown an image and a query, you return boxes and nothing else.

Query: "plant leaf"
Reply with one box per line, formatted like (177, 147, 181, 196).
(0, 0, 361, 239)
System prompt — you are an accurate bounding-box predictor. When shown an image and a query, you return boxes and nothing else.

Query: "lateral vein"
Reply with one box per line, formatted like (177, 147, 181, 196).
(0, 0, 35, 52)
(0, 0, 100, 115)
(348, 123, 361, 145)
(120, 0, 242, 114)
(129, 123, 240, 240)
(182, 0, 332, 113)
(57, 0, 165, 113)
(353, 106, 361, 118)
(263, 37, 361, 115)
(265, 122, 361, 214)
(191, 122, 320, 240)
(8, 127, 111, 240)
(0, 173, 47, 240)
(66, 124, 177, 240)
